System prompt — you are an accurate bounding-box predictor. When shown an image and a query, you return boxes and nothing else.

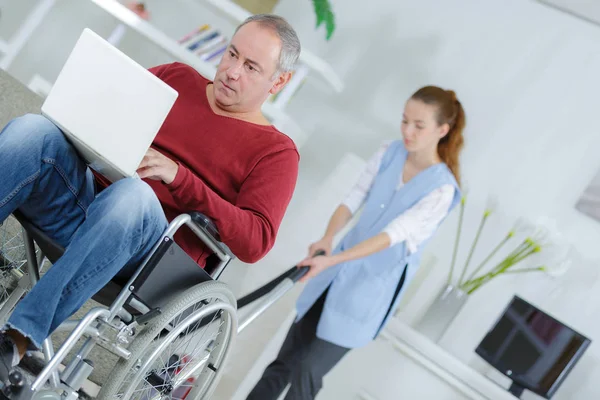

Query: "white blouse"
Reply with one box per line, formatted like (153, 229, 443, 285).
(342, 141, 455, 254)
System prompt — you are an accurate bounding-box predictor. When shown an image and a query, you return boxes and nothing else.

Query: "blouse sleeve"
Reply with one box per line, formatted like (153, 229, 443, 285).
(341, 141, 392, 214)
(383, 184, 455, 254)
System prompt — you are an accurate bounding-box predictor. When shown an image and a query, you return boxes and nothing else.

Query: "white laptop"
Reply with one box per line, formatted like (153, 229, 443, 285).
(41, 28, 178, 182)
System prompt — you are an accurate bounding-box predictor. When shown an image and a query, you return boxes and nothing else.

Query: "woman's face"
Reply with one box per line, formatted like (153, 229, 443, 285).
(401, 99, 449, 152)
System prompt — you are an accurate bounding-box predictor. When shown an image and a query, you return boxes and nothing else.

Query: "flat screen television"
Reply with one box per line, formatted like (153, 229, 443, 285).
(475, 295, 591, 399)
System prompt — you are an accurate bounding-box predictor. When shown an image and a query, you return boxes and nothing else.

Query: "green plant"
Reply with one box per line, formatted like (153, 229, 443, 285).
(311, 0, 336, 40)
(446, 194, 573, 295)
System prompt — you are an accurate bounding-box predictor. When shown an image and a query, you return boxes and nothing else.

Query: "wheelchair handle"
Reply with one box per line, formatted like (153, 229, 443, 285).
(288, 250, 327, 283)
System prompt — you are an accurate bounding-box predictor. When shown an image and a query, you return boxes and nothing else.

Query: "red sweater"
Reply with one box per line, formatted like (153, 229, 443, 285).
(96, 62, 299, 266)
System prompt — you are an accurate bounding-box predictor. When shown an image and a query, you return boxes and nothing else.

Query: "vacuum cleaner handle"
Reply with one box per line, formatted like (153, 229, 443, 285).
(237, 249, 327, 333)
(288, 249, 327, 283)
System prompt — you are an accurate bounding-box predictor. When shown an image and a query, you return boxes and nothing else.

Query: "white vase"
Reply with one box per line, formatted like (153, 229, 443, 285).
(415, 284, 468, 342)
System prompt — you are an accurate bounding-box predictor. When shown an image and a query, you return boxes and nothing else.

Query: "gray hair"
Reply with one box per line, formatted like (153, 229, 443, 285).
(235, 14, 301, 75)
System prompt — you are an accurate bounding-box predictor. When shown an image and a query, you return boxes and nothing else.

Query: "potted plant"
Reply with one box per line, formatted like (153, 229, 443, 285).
(415, 191, 574, 342)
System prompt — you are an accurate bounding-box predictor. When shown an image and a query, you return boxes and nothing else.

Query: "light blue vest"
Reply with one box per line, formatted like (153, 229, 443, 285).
(295, 140, 461, 348)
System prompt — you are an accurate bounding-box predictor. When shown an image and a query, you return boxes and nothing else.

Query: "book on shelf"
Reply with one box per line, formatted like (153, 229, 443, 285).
(188, 29, 220, 51)
(178, 24, 210, 45)
(178, 25, 228, 66)
(195, 34, 225, 56)
(201, 43, 227, 65)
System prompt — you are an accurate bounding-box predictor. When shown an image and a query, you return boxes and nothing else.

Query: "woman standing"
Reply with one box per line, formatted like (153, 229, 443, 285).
(247, 86, 466, 400)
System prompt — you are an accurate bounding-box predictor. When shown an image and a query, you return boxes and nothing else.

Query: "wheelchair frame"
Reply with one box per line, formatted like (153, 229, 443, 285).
(0, 209, 308, 400)
(0, 212, 237, 399)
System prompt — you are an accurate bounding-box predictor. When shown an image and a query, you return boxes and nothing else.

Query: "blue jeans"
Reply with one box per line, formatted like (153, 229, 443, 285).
(0, 114, 168, 348)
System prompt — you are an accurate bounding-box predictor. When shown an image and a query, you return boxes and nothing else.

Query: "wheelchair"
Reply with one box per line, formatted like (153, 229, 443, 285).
(0, 210, 309, 400)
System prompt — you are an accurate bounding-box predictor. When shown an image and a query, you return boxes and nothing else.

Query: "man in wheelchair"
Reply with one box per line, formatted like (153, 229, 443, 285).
(0, 13, 300, 378)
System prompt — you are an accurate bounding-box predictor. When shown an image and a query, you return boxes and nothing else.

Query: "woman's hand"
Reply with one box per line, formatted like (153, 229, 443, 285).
(298, 255, 337, 283)
(297, 232, 393, 283)
(307, 236, 333, 257)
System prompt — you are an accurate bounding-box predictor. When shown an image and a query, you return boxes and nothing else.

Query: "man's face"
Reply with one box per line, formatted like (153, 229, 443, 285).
(213, 22, 288, 112)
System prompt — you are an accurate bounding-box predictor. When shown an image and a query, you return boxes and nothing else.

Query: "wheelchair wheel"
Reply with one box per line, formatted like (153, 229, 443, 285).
(0, 216, 31, 317)
(0, 217, 28, 285)
(96, 280, 237, 400)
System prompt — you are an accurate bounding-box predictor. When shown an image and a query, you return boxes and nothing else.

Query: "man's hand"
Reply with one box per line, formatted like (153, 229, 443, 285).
(298, 254, 337, 283)
(137, 148, 179, 184)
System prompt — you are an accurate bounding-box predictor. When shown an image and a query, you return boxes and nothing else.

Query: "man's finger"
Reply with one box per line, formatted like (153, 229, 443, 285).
(140, 153, 163, 169)
(139, 154, 154, 168)
(137, 166, 157, 179)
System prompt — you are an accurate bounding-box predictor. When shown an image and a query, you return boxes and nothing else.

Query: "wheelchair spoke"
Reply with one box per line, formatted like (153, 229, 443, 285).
(164, 299, 223, 368)
(128, 306, 224, 398)
(0, 216, 37, 323)
(98, 281, 237, 400)
(97, 282, 237, 400)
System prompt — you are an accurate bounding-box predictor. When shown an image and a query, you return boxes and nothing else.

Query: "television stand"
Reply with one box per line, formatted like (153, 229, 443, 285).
(508, 382, 526, 398)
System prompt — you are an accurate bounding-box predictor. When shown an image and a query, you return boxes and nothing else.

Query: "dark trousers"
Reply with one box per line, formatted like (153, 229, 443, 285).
(246, 289, 350, 400)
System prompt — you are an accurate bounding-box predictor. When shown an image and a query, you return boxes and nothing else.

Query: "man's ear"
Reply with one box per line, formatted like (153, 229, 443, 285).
(270, 71, 292, 95)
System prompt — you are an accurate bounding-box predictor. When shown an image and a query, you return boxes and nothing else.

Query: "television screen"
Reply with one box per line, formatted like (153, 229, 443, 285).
(475, 296, 591, 399)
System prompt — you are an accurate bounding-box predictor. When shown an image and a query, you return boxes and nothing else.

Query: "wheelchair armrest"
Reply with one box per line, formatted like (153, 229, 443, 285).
(163, 212, 234, 279)
(186, 212, 234, 279)
(189, 212, 221, 242)
(186, 212, 234, 260)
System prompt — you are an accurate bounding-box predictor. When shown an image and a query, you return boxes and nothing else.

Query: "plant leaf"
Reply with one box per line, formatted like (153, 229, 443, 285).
(311, 0, 336, 40)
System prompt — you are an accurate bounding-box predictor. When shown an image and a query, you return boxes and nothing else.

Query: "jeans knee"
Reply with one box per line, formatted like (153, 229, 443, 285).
(1, 114, 65, 153)
(102, 178, 166, 230)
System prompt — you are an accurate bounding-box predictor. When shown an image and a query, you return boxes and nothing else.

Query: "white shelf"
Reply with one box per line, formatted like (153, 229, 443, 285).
(0, 0, 57, 70)
(89, 0, 216, 78)
(202, 0, 344, 92)
(379, 318, 516, 400)
(88, 0, 310, 147)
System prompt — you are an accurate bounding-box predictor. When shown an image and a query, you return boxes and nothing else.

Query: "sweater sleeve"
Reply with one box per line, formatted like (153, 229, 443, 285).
(148, 63, 173, 78)
(166, 148, 299, 263)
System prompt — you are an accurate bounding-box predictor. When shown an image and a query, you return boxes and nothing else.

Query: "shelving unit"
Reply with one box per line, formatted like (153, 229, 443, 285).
(0, 0, 57, 70)
(1, 0, 343, 148)
(85, 0, 343, 147)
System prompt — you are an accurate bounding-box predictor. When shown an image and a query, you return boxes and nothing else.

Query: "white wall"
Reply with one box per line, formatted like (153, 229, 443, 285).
(5, 0, 600, 398)
(271, 0, 600, 399)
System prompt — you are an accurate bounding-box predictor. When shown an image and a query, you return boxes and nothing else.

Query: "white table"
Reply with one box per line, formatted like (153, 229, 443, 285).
(379, 318, 517, 400)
